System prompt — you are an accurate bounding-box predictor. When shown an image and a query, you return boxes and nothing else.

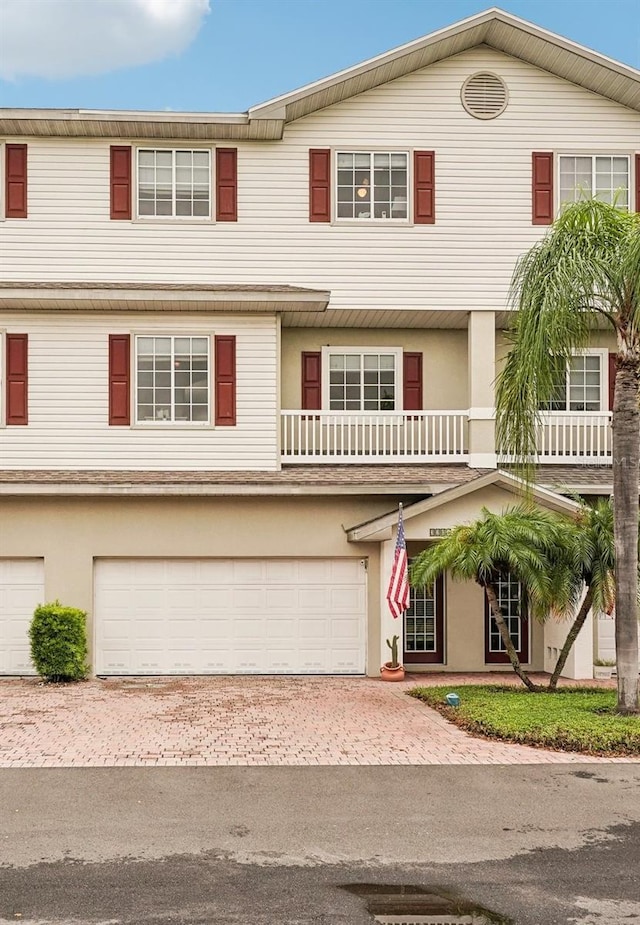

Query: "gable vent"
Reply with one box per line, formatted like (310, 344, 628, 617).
(461, 72, 508, 120)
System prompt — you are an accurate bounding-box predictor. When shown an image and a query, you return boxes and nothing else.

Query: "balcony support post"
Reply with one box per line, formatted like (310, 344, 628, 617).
(468, 311, 497, 469)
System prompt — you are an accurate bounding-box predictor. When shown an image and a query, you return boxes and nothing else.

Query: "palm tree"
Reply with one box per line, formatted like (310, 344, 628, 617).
(547, 497, 615, 690)
(496, 199, 640, 713)
(409, 506, 575, 692)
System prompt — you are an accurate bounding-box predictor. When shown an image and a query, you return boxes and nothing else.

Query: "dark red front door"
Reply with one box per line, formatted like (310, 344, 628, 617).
(404, 571, 445, 664)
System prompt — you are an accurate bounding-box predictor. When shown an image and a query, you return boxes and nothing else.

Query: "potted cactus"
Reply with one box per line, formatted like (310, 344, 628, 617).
(380, 634, 405, 682)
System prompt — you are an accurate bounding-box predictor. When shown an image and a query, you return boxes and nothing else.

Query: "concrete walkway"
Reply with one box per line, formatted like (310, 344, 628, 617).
(0, 674, 631, 767)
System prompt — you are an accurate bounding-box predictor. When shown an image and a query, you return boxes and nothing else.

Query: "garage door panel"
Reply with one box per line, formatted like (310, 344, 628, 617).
(0, 559, 44, 675)
(95, 558, 366, 675)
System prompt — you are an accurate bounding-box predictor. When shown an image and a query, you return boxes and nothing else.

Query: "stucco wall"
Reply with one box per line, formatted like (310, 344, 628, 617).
(281, 328, 468, 410)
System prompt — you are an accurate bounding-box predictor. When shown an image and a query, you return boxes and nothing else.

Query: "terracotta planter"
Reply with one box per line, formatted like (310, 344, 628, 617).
(380, 662, 405, 682)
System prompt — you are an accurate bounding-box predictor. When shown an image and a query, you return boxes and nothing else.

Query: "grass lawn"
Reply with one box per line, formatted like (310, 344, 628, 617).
(409, 685, 640, 756)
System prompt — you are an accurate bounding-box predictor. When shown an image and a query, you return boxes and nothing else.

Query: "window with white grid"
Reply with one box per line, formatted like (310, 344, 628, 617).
(336, 152, 408, 220)
(559, 155, 629, 210)
(137, 149, 211, 218)
(488, 574, 523, 653)
(405, 571, 438, 655)
(540, 352, 605, 412)
(136, 336, 210, 423)
(324, 349, 400, 411)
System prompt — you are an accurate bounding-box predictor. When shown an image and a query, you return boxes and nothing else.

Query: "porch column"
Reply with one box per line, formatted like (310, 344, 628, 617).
(380, 537, 403, 669)
(468, 310, 497, 468)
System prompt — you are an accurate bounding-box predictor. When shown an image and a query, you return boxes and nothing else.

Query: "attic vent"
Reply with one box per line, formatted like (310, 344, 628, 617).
(461, 72, 508, 120)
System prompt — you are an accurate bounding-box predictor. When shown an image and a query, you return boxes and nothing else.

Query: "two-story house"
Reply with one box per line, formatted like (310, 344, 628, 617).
(1, 8, 638, 680)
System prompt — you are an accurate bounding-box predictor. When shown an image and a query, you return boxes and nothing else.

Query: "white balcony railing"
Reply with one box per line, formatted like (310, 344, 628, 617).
(281, 411, 469, 463)
(535, 413, 612, 462)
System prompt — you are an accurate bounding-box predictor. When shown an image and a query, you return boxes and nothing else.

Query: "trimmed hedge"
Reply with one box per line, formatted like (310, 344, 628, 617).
(29, 601, 89, 682)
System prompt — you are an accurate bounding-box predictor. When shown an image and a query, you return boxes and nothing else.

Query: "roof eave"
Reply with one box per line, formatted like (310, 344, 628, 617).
(249, 7, 640, 122)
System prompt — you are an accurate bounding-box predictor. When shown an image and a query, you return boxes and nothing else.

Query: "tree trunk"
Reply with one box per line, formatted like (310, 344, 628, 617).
(547, 586, 594, 691)
(612, 354, 640, 713)
(484, 582, 539, 692)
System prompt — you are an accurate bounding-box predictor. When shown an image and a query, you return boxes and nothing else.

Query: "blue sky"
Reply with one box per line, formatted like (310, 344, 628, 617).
(0, 0, 638, 113)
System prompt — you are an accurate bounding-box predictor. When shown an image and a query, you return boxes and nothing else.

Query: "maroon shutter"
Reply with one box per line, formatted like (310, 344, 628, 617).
(215, 335, 236, 425)
(414, 151, 435, 224)
(216, 148, 238, 222)
(635, 154, 640, 213)
(5, 144, 27, 219)
(309, 149, 331, 222)
(110, 146, 132, 220)
(108, 335, 130, 425)
(301, 352, 321, 410)
(532, 152, 554, 225)
(403, 352, 423, 411)
(6, 334, 28, 425)
(609, 354, 617, 411)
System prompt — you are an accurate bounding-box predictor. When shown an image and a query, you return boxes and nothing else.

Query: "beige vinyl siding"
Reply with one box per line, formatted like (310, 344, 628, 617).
(1, 48, 639, 312)
(0, 313, 278, 471)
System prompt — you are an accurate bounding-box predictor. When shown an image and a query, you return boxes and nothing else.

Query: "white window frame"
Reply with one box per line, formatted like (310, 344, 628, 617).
(557, 154, 631, 211)
(135, 147, 213, 221)
(134, 334, 212, 426)
(334, 150, 410, 223)
(543, 348, 609, 414)
(0, 329, 5, 427)
(321, 346, 403, 412)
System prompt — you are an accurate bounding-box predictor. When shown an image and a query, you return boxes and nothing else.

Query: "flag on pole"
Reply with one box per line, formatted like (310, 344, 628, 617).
(387, 503, 409, 619)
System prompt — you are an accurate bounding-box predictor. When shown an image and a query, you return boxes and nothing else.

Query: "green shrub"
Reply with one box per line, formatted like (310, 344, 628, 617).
(29, 601, 89, 682)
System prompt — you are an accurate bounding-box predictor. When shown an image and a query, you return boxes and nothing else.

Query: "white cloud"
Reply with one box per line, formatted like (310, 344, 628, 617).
(0, 0, 211, 80)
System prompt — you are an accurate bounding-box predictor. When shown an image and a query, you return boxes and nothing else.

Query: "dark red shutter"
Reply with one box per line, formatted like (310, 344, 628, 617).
(532, 152, 554, 225)
(6, 334, 28, 425)
(403, 352, 423, 411)
(216, 148, 238, 222)
(609, 354, 617, 411)
(108, 335, 130, 425)
(635, 154, 640, 213)
(309, 149, 331, 222)
(5, 144, 27, 219)
(110, 146, 132, 220)
(301, 352, 321, 410)
(414, 151, 435, 224)
(215, 335, 236, 425)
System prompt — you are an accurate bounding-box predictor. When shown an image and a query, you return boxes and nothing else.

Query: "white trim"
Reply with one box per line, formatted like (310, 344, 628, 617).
(334, 150, 410, 225)
(544, 348, 609, 413)
(468, 407, 495, 420)
(134, 146, 213, 222)
(321, 345, 403, 411)
(133, 333, 212, 427)
(468, 452, 497, 468)
(0, 328, 4, 428)
(557, 153, 631, 212)
(347, 470, 581, 541)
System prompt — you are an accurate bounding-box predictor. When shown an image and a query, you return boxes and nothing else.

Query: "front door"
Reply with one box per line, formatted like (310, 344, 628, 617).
(403, 571, 444, 664)
(484, 573, 529, 664)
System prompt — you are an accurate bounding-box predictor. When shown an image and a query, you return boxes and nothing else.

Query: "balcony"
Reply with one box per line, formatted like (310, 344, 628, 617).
(281, 411, 469, 463)
(281, 410, 614, 465)
(534, 413, 612, 463)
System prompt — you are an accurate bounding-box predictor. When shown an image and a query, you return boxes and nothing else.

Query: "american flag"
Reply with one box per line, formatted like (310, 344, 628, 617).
(387, 504, 409, 619)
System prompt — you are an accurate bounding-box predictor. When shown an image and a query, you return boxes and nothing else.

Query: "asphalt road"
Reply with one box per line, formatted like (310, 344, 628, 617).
(0, 765, 639, 924)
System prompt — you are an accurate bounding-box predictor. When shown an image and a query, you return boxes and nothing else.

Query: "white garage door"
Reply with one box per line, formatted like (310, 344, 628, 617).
(0, 559, 44, 675)
(94, 558, 367, 675)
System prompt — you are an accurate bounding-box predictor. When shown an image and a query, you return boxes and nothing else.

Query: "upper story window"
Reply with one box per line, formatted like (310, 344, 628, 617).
(541, 351, 607, 412)
(137, 149, 211, 218)
(136, 336, 210, 423)
(559, 155, 630, 210)
(323, 347, 401, 410)
(336, 152, 408, 220)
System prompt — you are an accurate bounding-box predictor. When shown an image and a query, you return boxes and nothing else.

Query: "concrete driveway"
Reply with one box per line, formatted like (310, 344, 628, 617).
(0, 674, 629, 767)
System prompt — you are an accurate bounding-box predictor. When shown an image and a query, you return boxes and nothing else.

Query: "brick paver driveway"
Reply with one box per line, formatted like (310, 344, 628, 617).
(0, 674, 630, 768)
